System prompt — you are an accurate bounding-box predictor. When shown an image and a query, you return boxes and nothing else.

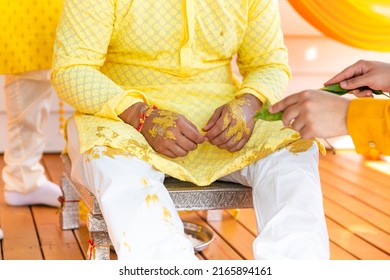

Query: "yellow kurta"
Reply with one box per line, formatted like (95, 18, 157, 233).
(0, 0, 63, 74)
(347, 99, 390, 155)
(52, 0, 316, 186)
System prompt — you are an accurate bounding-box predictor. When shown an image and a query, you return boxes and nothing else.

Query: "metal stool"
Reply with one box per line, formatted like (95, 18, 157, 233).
(59, 154, 253, 260)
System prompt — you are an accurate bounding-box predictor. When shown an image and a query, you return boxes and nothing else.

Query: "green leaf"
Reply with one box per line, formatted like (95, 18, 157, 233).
(359, 86, 385, 96)
(253, 100, 282, 121)
(321, 83, 385, 96)
(321, 83, 349, 95)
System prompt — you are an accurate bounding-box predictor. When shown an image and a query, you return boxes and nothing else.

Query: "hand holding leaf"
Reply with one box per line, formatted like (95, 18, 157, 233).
(254, 83, 389, 122)
(253, 100, 282, 121)
(321, 83, 389, 97)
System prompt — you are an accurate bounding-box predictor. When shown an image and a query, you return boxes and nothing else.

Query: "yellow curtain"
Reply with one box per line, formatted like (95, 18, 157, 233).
(288, 0, 390, 52)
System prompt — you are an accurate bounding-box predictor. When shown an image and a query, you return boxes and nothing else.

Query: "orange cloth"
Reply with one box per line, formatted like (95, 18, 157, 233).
(288, 0, 390, 52)
(347, 99, 390, 155)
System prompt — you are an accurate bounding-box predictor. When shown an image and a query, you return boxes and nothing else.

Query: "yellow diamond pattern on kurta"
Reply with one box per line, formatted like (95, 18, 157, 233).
(0, 0, 63, 74)
(52, 0, 318, 186)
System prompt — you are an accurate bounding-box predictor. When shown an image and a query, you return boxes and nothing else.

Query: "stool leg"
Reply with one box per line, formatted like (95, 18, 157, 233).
(60, 176, 80, 230)
(87, 232, 111, 260)
(202, 209, 223, 221)
(87, 213, 111, 260)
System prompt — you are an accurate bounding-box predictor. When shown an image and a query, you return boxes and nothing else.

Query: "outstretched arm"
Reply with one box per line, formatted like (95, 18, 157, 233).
(269, 90, 350, 139)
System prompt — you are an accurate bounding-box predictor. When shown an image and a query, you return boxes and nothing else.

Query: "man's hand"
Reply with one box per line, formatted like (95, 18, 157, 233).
(119, 103, 205, 158)
(202, 94, 261, 152)
(141, 108, 205, 158)
(325, 60, 390, 97)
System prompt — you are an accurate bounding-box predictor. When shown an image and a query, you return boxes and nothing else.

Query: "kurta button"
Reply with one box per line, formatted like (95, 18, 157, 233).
(368, 141, 376, 148)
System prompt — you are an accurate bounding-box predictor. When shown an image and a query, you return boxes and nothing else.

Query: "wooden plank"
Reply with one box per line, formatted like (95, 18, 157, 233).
(227, 208, 257, 236)
(180, 211, 243, 260)
(197, 210, 255, 260)
(363, 160, 390, 176)
(0, 154, 42, 259)
(32, 206, 84, 260)
(329, 242, 358, 260)
(73, 221, 90, 260)
(321, 154, 388, 196)
(225, 184, 387, 260)
(1, 206, 43, 260)
(320, 154, 390, 200)
(324, 199, 390, 257)
(33, 154, 84, 259)
(321, 176, 390, 234)
(43, 153, 93, 259)
(225, 206, 359, 260)
(327, 152, 390, 183)
(41, 153, 64, 186)
(319, 167, 390, 214)
(326, 217, 390, 260)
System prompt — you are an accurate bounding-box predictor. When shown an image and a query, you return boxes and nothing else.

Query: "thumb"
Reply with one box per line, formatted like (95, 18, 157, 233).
(340, 77, 367, 90)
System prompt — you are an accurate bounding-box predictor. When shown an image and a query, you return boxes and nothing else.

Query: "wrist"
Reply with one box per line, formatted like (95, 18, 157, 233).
(242, 93, 262, 111)
(137, 104, 158, 132)
(118, 102, 145, 129)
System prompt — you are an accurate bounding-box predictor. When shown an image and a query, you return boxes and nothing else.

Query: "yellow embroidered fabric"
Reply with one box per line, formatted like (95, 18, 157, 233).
(0, 0, 63, 74)
(52, 0, 319, 186)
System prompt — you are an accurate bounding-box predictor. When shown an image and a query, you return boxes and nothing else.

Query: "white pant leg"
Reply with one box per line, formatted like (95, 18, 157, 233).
(221, 143, 330, 260)
(2, 69, 52, 193)
(66, 118, 196, 260)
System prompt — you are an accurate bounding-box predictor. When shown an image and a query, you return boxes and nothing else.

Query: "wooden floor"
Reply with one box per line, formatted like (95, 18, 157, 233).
(0, 150, 389, 260)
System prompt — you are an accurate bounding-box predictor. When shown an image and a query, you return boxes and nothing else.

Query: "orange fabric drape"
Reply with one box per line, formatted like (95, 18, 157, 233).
(288, 0, 390, 52)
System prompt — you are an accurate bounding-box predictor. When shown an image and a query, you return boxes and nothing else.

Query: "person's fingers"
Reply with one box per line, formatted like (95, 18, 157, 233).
(204, 113, 229, 142)
(175, 133, 198, 152)
(168, 144, 190, 158)
(269, 93, 300, 113)
(298, 125, 316, 140)
(179, 118, 205, 144)
(214, 132, 239, 149)
(226, 137, 248, 153)
(324, 60, 365, 86)
(339, 76, 371, 90)
(281, 106, 300, 128)
(210, 131, 233, 146)
(202, 107, 222, 132)
(289, 116, 305, 133)
(163, 148, 180, 158)
(348, 89, 373, 98)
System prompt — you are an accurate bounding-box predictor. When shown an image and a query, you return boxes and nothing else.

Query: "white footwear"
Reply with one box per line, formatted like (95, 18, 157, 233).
(4, 179, 62, 207)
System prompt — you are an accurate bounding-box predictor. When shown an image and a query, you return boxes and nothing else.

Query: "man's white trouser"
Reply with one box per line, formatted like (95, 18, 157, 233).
(67, 117, 330, 260)
(2, 69, 53, 193)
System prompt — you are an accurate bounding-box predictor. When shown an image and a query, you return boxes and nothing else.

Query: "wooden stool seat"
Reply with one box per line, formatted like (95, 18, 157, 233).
(59, 154, 253, 260)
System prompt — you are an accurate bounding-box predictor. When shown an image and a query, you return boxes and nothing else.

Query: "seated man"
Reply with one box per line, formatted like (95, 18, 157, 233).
(51, 0, 329, 260)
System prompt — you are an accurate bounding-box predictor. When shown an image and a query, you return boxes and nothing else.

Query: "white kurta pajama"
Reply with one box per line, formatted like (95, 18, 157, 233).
(2, 70, 53, 193)
(0, 0, 63, 195)
(52, 0, 330, 259)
